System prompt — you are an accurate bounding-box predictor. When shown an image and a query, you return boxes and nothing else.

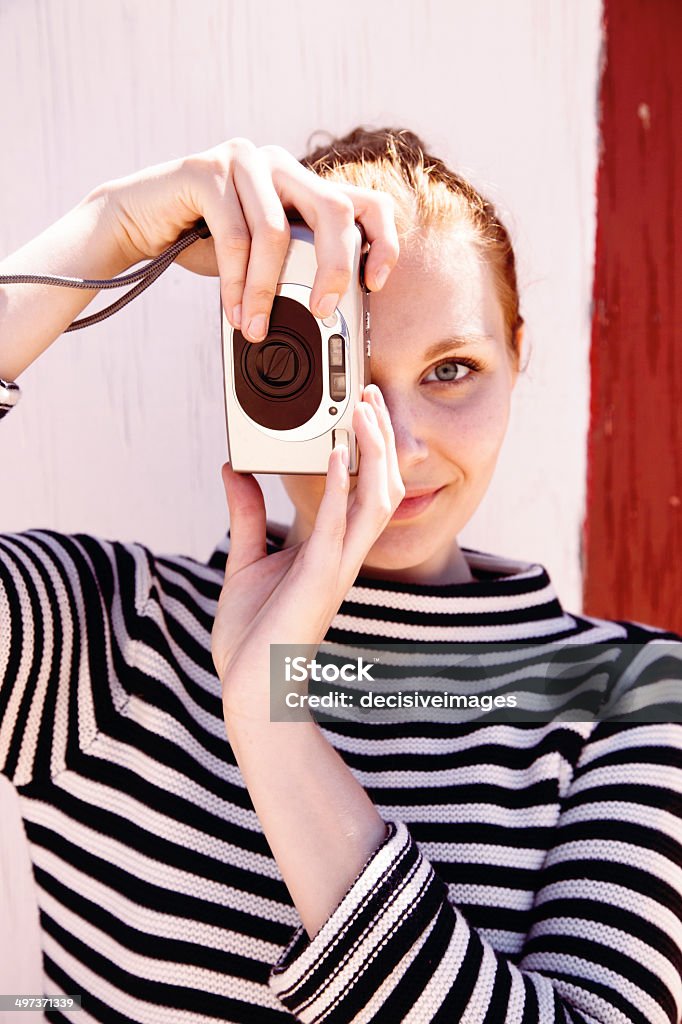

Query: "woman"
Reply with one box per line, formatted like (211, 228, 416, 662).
(0, 128, 680, 1024)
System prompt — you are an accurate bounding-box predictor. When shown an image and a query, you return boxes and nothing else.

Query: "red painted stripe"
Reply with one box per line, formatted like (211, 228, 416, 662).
(584, 0, 682, 632)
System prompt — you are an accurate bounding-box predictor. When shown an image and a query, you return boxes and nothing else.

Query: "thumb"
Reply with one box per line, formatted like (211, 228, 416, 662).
(222, 463, 267, 578)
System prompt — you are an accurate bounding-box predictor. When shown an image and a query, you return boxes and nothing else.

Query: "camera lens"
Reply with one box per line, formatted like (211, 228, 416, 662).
(233, 295, 323, 430)
(255, 342, 302, 389)
(246, 332, 311, 399)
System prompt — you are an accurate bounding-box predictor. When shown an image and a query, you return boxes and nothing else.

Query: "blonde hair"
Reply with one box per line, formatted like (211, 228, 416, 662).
(301, 126, 524, 366)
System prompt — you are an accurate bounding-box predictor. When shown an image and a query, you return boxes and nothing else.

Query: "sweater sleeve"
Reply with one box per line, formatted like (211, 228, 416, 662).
(269, 659, 682, 1022)
(0, 530, 153, 786)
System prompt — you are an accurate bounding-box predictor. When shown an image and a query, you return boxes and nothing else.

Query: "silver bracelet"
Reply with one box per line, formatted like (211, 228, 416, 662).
(0, 378, 21, 419)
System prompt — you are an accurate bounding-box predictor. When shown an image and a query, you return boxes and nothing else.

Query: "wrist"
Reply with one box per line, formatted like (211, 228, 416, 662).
(85, 155, 202, 268)
(218, 638, 324, 729)
(81, 181, 148, 270)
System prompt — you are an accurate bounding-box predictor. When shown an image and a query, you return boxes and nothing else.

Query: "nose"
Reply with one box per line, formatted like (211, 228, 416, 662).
(379, 389, 429, 473)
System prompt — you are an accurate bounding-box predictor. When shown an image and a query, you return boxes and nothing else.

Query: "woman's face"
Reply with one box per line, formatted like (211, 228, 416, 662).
(281, 228, 519, 584)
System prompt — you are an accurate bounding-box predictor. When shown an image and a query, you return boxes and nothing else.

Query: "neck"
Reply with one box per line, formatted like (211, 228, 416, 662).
(282, 521, 475, 586)
(354, 546, 475, 586)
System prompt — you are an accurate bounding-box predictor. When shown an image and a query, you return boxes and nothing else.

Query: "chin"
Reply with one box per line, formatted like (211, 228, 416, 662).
(359, 527, 450, 579)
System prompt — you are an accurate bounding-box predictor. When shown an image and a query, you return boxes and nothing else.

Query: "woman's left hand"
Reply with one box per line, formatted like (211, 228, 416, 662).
(211, 384, 405, 720)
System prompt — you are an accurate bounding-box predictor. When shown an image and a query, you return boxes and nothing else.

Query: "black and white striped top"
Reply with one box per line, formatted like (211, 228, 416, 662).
(0, 527, 680, 1023)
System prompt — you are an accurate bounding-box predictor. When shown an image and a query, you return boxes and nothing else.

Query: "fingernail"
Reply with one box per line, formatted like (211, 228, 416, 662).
(316, 293, 339, 318)
(338, 445, 349, 469)
(371, 387, 385, 409)
(231, 304, 242, 329)
(246, 314, 268, 342)
(374, 266, 390, 290)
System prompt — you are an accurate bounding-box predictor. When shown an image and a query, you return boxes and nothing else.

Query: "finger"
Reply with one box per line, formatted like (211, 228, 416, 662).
(363, 384, 405, 504)
(278, 181, 357, 318)
(305, 192, 357, 318)
(301, 444, 350, 572)
(280, 176, 396, 311)
(200, 191, 252, 331)
(264, 152, 358, 317)
(338, 400, 393, 576)
(335, 185, 400, 292)
(221, 463, 268, 579)
(183, 149, 253, 329)
(232, 149, 291, 341)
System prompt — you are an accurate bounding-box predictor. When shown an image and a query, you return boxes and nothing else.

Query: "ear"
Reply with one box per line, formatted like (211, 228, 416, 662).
(511, 323, 525, 387)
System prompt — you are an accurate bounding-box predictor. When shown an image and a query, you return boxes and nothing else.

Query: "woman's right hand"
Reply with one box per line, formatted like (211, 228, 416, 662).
(103, 139, 400, 342)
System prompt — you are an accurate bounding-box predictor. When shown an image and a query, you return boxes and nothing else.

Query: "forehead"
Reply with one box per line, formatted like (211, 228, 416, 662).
(372, 227, 506, 343)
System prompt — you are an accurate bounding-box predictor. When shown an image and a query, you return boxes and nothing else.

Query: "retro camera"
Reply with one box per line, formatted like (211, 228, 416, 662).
(221, 219, 371, 474)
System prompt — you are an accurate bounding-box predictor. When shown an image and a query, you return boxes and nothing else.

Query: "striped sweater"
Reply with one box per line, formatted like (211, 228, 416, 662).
(0, 527, 680, 1023)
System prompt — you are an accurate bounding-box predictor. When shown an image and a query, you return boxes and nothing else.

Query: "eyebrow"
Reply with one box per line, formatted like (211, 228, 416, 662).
(421, 335, 497, 361)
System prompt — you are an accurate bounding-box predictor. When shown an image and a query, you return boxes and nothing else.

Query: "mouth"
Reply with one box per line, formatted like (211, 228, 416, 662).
(390, 486, 445, 521)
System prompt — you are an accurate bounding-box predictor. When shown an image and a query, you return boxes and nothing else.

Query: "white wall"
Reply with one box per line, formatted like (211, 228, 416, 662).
(0, 0, 601, 608)
(0, 0, 601, 993)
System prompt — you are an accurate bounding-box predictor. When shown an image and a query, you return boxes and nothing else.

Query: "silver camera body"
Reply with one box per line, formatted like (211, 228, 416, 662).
(221, 221, 370, 474)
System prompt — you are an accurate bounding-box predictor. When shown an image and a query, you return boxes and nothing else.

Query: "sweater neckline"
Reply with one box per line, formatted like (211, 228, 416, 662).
(263, 523, 553, 593)
(208, 528, 576, 640)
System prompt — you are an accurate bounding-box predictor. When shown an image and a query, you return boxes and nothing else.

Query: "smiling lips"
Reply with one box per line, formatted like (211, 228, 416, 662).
(390, 486, 445, 521)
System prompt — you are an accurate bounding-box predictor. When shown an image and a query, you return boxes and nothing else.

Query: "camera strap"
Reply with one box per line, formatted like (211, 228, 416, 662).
(0, 220, 212, 332)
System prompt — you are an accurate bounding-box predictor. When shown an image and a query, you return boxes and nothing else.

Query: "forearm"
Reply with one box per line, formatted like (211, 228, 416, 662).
(0, 185, 134, 381)
(226, 714, 386, 938)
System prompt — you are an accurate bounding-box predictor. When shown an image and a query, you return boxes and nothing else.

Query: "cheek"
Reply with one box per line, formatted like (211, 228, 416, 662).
(435, 385, 512, 468)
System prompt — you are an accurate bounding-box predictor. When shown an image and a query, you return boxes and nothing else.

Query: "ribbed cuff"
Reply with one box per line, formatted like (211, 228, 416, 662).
(269, 820, 444, 1023)
(0, 378, 21, 419)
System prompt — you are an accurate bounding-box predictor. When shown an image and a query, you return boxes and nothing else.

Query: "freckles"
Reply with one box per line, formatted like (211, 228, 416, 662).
(439, 392, 510, 465)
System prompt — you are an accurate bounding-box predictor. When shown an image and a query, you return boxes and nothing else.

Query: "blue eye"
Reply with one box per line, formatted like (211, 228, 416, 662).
(423, 358, 482, 385)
